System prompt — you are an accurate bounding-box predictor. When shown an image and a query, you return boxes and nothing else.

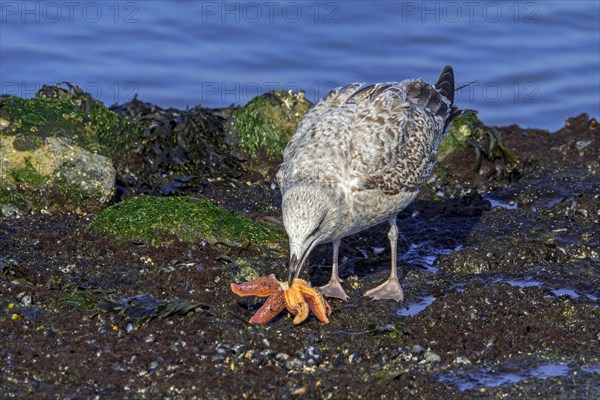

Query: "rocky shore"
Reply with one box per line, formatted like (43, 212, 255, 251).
(1, 85, 598, 398)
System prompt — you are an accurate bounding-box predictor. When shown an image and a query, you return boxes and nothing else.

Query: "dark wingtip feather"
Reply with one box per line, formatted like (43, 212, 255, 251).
(435, 65, 455, 104)
(436, 65, 464, 131)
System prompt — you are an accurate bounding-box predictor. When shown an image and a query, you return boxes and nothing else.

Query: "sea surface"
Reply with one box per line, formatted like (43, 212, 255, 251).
(1, 0, 599, 131)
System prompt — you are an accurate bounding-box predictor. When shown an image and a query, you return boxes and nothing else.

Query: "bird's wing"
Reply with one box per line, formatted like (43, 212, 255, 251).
(277, 83, 362, 188)
(278, 76, 458, 195)
(277, 100, 358, 191)
(347, 80, 451, 195)
(293, 83, 363, 139)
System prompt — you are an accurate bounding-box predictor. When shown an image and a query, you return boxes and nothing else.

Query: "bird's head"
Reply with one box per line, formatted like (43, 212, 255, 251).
(282, 184, 338, 285)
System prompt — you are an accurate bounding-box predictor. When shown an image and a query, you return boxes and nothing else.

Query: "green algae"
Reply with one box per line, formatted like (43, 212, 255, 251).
(0, 161, 47, 211)
(93, 196, 285, 247)
(438, 112, 519, 174)
(0, 84, 137, 212)
(218, 255, 271, 283)
(0, 159, 95, 213)
(9, 161, 46, 187)
(62, 292, 97, 310)
(232, 91, 312, 159)
(0, 84, 143, 158)
(438, 112, 486, 162)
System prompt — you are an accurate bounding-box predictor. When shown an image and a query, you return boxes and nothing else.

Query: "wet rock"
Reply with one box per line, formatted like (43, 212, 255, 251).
(423, 351, 441, 363)
(438, 112, 487, 162)
(504, 113, 598, 176)
(548, 194, 600, 223)
(231, 90, 312, 160)
(0, 135, 116, 212)
(224, 256, 269, 283)
(411, 345, 425, 354)
(452, 356, 472, 366)
(1, 204, 23, 218)
(0, 84, 140, 213)
(437, 112, 518, 177)
(438, 236, 569, 275)
(2, 80, 600, 399)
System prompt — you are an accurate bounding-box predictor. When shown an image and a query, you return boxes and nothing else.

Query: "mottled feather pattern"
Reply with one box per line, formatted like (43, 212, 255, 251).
(279, 77, 453, 197)
(277, 84, 362, 191)
(293, 82, 363, 139)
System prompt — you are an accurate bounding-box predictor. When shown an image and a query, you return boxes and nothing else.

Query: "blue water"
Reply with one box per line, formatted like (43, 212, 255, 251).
(439, 363, 571, 391)
(1, 1, 598, 131)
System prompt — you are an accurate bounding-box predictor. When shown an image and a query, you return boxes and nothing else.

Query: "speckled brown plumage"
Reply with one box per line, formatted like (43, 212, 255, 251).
(277, 66, 461, 302)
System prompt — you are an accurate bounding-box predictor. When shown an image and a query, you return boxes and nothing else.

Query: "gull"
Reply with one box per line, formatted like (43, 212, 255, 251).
(276, 65, 461, 301)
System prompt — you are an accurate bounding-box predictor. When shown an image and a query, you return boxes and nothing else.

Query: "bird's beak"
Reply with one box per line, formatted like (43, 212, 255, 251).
(287, 254, 299, 286)
(287, 239, 318, 287)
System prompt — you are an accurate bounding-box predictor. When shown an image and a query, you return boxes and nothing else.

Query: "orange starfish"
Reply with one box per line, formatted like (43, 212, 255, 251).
(231, 274, 331, 324)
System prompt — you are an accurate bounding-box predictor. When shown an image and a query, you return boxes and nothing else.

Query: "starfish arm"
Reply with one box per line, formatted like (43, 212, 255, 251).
(249, 291, 286, 324)
(284, 285, 310, 324)
(292, 302, 310, 325)
(301, 287, 332, 324)
(230, 275, 281, 297)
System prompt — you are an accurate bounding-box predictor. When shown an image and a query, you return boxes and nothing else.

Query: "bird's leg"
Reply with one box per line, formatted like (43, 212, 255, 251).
(364, 215, 404, 302)
(317, 239, 349, 301)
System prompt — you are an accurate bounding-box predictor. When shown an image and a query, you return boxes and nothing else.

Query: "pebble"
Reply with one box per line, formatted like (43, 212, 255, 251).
(453, 356, 472, 365)
(259, 349, 274, 357)
(306, 345, 321, 359)
(1, 204, 23, 218)
(423, 351, 441, 363)
(216, 344, 231, 354)
(290, 386, 307, 395)
(575, 140, 592, 150)
(285, 358, 304, 370)
(20, 295, 32, 307)
(0, 117, 9, 130)
(411, 345, 425, 354)
(170, 340, 187, 351)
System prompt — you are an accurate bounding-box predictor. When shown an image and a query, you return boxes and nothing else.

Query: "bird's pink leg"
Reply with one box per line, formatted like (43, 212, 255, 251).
(364, 215, 404, 302)
(318, 239, 349, 301)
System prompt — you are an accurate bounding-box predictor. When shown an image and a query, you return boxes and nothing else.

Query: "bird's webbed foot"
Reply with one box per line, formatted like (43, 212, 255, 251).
(364, 276, 404, 302)
(318, 276, 349, 301)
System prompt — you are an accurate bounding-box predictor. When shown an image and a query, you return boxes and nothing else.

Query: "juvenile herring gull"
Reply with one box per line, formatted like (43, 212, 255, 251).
(276, 65, 461, 302)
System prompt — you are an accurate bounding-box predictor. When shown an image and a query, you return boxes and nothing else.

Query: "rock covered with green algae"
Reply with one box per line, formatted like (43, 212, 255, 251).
(0, 84, 142, 214)
(0, 83, 141, 159)
(93, 195, 285, 248)
(231, 90, 313, 160)
(437, 112, 486, 162)
(438, 112, 519, 174)
(0, 135, 116, 213)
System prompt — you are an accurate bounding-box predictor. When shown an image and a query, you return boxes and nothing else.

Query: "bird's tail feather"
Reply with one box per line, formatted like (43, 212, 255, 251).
(435, 65, 462, 129)
(405, 65, 462, 131)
